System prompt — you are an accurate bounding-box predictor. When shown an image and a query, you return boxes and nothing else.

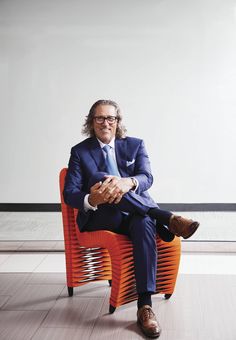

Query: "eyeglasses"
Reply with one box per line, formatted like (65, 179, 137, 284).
(93, 116, 118, 124)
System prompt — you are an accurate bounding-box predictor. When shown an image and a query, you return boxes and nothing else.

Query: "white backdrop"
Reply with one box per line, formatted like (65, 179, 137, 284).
(0, 0, 236, 203)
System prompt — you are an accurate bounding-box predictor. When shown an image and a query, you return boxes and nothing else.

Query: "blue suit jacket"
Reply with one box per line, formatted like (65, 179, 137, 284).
(63, 136, 157, 230)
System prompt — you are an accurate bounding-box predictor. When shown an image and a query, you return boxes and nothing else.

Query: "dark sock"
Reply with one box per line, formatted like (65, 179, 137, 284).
(148, 208, 172, 226)
(156, 222, 175, 242)
(148, 209, 175, 242)
(138, 292, 152, 309)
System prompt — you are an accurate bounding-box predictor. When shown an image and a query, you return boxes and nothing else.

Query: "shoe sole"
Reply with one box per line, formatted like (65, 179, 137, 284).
(183, 222, 200, 239)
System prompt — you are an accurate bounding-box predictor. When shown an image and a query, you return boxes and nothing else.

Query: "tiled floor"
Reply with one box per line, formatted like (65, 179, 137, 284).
(0, 253, 236, 339)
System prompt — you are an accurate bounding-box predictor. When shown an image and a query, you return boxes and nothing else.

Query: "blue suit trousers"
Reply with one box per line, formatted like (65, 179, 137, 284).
(82, 173, 164, 294)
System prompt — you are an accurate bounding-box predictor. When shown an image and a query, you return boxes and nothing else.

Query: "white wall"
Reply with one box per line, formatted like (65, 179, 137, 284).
(0, 0, 236, 203)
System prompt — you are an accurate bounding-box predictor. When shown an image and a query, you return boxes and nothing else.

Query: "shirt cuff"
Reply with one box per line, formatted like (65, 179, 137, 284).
(130, 177, 139, 192)
(84, 194, 98, 212)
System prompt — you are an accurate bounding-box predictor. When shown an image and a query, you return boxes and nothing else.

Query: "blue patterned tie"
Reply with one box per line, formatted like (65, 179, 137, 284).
(103, 145, 120, 176)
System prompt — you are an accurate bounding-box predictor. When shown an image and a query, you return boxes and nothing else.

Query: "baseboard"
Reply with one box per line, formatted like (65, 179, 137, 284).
(0, 204, 61, 212)
(0, 203, 236, 212)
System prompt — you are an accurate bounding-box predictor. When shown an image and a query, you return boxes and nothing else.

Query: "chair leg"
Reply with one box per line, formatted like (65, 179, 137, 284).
(68, 287, 74, 297)
(109, 304, 116, 314)
(108, 280, 112, 287)
(164, 293, 172, 299)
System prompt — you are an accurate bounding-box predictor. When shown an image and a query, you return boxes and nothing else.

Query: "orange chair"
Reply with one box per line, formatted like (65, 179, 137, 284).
(60, 168, 181, 313)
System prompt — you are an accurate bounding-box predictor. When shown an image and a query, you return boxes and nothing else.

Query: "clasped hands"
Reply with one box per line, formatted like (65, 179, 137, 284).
(88, 176, 133, 207)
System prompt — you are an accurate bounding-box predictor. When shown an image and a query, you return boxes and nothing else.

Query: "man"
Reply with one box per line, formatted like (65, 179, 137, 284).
(63, 99, 200, 338)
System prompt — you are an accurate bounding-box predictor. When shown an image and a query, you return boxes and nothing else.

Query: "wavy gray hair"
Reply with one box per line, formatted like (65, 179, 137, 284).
(82, 99, 127, 138)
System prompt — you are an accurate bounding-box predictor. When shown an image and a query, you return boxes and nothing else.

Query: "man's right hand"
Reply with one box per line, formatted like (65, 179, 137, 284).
(88, 182, 103, 207)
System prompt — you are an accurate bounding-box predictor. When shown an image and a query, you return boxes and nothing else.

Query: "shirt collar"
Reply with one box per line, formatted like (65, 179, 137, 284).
(97, 137, 115, 149)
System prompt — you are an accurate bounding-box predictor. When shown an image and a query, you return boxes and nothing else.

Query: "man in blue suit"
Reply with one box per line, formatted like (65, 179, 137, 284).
(63, 99, 199, 338)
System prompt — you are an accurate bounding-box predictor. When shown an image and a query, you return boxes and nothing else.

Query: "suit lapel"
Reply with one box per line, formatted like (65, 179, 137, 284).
(89, 138, 107, 172)
(115, 138, 128, 177)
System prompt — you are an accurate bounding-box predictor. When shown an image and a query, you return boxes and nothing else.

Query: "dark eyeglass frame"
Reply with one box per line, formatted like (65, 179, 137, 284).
(93, 116, 118, 124)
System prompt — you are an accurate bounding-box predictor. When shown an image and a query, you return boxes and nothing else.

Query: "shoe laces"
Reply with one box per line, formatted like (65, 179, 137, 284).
(141, 307, 154, 322)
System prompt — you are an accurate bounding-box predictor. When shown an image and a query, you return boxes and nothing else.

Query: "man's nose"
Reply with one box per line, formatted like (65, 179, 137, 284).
(102, 119, 109, 127)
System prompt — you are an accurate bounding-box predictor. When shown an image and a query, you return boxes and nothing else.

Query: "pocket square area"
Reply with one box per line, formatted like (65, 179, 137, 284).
(126, 159, 135, 167)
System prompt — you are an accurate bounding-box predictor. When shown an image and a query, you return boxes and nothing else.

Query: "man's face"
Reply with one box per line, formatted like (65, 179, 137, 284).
(92, 104, 118, 144)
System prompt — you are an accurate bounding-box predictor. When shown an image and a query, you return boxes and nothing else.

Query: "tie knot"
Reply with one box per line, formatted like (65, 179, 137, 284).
(103, 145, 111, 154)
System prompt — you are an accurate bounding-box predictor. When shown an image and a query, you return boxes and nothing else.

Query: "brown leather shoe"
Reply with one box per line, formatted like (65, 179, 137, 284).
(137, 305, 161, 338)
(169, 215, 200, 239)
